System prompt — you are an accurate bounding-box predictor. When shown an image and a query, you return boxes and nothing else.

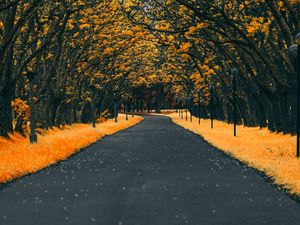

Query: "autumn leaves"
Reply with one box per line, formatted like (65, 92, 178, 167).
(0, 0, 298, 137)
(119, 0, 298, 133)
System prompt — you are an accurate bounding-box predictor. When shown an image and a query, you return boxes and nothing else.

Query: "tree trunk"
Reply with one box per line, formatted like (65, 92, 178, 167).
(0, 96, 13, 137)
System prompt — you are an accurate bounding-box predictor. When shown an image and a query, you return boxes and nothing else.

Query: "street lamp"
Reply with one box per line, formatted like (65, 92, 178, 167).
(231, 68, 239, 137)
(189, 93, 193, 122)
(125, 99, 129, 121)
(180, 98, 183, 119)
(196, 88, 202, 125)
(131, 97, 135, 118)
(185, 98, 188, 121)
(178, 97, 183, 119)
(288, 32, 300, 157)
(25, 71, 38, 144)
(88, 85, 96, 128)
(114, 93, 118, 123)
(176, 97, 180, 117)
(209, 85, 215, 129)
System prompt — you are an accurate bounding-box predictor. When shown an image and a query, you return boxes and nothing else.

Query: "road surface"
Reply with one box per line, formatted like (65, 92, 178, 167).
(0, 115, 299, 225)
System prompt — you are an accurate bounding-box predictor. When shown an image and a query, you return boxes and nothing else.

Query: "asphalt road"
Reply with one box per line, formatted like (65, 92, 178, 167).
(0, 115, 300, 225)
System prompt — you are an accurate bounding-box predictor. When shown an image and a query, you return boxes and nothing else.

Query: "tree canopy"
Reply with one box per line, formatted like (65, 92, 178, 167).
(0, 0, 299, 137)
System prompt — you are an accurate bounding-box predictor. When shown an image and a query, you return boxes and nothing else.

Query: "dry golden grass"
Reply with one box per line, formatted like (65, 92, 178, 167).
(0, 114, 143, 184)
(168, 112, 300, 195)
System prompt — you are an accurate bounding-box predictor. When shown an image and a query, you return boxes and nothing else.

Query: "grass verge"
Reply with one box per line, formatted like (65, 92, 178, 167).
(0, 114, 143, 184)
(167, 112, 300, 196)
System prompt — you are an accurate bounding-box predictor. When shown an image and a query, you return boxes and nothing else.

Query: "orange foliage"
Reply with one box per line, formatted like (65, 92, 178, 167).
(168, 112, 300, 195)
(97, 117, 107, 123)
(11, 98, 30, 121)
(0, 115, 143, 184)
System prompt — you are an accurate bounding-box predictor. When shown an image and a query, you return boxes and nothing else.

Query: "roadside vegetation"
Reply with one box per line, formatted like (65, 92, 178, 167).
(0, 115, 142, 184)
(168, 112, 300, 195)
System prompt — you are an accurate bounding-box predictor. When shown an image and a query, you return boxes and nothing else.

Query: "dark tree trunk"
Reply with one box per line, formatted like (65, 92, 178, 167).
(0, 96, 13, 137)
(14, 117, 26, 136)
(155, 84, 164, 113)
